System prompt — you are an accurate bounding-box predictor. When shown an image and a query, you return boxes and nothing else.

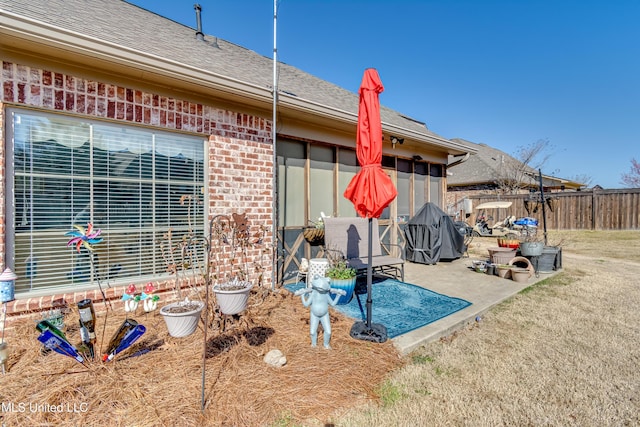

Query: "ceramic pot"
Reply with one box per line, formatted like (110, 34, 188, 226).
(496, 265, 515, 279)
(508, 256, 535, 277)
(330, 277, 356, 305)
(160, 300, 205, 338)
(511, 267, 531, 283)
(0, 341, 9, 373)
(213, 282, 253, 315)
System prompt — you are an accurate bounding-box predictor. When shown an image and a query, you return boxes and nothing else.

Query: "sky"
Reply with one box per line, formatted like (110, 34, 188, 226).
(128, 0, 640, 189)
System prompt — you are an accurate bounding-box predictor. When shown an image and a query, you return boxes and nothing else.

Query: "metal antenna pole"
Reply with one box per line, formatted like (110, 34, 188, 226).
(271, 0, 279, 291)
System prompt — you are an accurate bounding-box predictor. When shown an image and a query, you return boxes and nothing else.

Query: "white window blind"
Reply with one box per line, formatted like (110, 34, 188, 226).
(8, 110, 205, 296)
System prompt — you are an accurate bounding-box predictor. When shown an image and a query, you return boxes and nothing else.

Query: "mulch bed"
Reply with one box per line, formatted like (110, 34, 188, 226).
(1, 287, 403, 426)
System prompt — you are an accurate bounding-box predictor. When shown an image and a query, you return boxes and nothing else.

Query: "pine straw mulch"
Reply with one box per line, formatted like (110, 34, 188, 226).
(1, 287, 403, 426)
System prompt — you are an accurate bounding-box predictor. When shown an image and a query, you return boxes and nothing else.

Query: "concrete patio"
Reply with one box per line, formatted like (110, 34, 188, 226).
(390, 254, 558, 355)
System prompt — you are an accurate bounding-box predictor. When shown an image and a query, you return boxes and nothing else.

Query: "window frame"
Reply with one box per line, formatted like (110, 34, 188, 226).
(6, 108, 207, 297)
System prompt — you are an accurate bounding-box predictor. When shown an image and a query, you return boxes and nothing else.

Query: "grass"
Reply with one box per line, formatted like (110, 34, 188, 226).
(335, 230, 640, 426)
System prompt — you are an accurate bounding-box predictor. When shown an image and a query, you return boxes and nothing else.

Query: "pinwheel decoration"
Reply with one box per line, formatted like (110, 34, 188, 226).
(65, 223, 103, 253)
(65, 222, 112, 311)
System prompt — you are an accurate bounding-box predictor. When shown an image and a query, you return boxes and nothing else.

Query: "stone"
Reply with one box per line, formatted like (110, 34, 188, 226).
(264, 349, 287, 367)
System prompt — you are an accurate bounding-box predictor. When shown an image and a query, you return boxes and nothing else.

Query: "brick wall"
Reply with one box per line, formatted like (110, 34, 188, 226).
(0, 104, 5, 270)
(0, 60, 274, 324)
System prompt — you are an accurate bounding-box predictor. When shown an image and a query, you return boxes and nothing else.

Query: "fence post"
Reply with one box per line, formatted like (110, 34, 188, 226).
(591, 188, 597, 230)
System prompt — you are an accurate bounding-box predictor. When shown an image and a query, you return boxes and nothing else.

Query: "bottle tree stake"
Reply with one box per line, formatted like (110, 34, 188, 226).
(66, 222, 111, 355)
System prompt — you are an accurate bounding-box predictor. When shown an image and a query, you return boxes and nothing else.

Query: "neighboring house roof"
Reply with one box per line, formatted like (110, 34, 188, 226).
(0, 0, 472, 156)
(447, 138, 584, 190)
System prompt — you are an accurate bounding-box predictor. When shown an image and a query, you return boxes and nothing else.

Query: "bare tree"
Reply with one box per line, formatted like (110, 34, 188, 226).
(496, 138, 552, 194)
(621, 158, 640, 188)
(570, 174, 592, 188)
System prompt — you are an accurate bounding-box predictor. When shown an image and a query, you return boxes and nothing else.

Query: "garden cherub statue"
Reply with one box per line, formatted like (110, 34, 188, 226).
(295, 275, 346, 349)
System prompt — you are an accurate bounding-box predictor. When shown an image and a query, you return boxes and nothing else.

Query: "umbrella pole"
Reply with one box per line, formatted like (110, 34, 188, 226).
(349, 217, 387, 343)
(366, 218, 373, 329)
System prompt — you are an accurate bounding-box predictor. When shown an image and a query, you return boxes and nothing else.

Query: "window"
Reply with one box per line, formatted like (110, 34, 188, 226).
(7, 110, 205, 295)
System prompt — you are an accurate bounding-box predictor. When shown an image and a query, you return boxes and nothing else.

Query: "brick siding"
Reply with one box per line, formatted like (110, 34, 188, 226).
(0, 61, 274, 325)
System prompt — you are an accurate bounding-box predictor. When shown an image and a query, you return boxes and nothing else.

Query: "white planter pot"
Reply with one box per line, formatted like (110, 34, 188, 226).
(214, 282, 253, 315)
(160, 300, 204, 338)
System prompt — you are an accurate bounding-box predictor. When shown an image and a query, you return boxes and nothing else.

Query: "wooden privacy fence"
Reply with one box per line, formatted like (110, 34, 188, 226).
(465, 188, 640, 231)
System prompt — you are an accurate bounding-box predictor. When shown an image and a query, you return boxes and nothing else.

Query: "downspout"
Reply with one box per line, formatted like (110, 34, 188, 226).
(447, 152, 470, 168)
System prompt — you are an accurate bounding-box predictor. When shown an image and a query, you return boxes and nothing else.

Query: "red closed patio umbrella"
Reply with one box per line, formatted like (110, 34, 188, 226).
(344, 68, 397, 343)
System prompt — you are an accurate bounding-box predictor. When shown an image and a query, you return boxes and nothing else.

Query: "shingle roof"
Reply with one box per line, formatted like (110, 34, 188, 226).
(1, 0, 468, 153)
(447, 138, 537, 186)
(447, 138, 584, 189)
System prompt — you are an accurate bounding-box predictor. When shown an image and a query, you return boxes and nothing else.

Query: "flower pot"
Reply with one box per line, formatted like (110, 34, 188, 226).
(511, 267, 531, 283)
(213, 281, 253, 315)
(160, 300, 205, 338)
(330, 277, 356, 305)
(508, 256, 535, 277)
(472, 260, 487, 273)
(496, 264, 515, 279)
(0, 341, 10, 373)
(488, 247, 517, 265)
(308, 258, 329, 282)
(303, 227, 325, 246)
(519, 241, 544, 257)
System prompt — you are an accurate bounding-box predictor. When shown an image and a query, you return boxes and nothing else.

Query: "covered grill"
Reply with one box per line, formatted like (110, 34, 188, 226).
(404, 203, 466, 265)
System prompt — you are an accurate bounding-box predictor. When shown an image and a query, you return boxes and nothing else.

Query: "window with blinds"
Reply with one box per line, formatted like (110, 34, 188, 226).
(7, 110, 205, 296)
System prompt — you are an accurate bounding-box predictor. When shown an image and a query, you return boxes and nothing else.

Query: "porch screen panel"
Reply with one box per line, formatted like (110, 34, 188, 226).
(277, 139, 305, 227)
(397, 159, 411, 222)
(9, 110, 204, 295)
(337, 149, 357, 218)
(309, 145, 334, 224)
(414, 162, 428, 213)
(430, 164, 443, 207)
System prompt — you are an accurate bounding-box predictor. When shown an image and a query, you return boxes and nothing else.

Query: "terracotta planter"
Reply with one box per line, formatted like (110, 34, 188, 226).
(329, 277, 356, 305)
(496, 264, 515, 279)
(160, 300, 205, 338)
(214, 282, 253, 315)
(511, 267, 531, 283)
(508, 256, 535, 277)
(488, 247, 517, 265)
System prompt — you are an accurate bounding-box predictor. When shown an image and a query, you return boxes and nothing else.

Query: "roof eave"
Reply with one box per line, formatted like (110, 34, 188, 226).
(1, 10, 474, 156)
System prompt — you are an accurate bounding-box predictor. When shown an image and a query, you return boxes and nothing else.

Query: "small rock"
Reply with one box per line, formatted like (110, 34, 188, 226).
(264, 349, 287, 367)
